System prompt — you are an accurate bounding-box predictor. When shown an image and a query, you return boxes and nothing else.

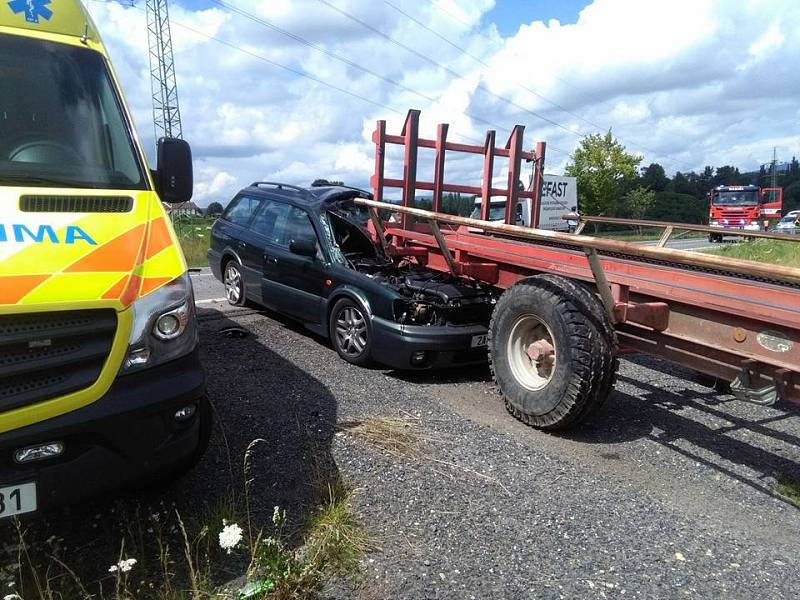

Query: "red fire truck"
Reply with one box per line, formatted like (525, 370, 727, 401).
(708, 184, 783, 242)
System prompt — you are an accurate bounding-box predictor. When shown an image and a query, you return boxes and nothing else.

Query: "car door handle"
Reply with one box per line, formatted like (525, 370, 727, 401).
(263, 254, 278, 264)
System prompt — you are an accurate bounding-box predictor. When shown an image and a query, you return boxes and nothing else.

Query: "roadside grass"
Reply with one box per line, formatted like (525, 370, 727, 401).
(4, 446, 370, 600)
(245, 485, 370, 600)
(775, 478, 800, 509)
(180, 236, 211, 268)
(171, 216, 213, 268)
(705, 239, 800, 266)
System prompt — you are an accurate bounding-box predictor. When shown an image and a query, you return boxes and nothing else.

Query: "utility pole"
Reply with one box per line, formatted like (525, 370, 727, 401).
(146, 0, 182, 143)
(770, 146, 778, 189)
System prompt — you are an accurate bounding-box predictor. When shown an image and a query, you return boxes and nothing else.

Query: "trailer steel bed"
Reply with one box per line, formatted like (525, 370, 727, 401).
(360, 110, 800, 421)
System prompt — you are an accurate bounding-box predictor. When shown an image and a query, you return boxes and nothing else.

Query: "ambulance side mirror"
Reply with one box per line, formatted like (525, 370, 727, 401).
(155, 137, 193, 204)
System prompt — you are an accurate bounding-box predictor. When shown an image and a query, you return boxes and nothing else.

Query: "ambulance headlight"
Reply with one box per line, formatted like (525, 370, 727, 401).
(121, 272, 198, 373)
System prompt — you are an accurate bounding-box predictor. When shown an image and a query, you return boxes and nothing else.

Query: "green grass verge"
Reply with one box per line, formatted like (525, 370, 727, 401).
(172, 217, 213, 268)
(705, 239, 800, 266)
(775, 478, 800, 509)
(179, 236, 211, 268)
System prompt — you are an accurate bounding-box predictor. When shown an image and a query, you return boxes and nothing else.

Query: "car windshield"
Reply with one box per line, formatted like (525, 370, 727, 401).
(470, 204, 507, 221)
(713, 191, 758, 207)
(0, 34, 146, 190)
(779, 216, 797, 223)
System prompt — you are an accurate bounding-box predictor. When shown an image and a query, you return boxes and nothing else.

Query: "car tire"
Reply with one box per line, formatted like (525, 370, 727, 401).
(329, 298, 372, 366)
(223, 259, 247, 306)
(489, 276, 613, 431)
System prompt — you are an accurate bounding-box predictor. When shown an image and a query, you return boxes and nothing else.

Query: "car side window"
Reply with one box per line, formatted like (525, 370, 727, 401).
(222, 196, 260, 227)
(251, 199, 292, 246)
(278, 206, 317, 248)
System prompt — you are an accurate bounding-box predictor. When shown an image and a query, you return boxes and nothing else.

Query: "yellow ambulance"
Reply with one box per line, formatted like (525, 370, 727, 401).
(0, 0, 209, 518)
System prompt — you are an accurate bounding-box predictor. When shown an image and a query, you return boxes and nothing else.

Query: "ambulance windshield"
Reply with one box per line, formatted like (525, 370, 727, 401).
(0, 34, 146, 190)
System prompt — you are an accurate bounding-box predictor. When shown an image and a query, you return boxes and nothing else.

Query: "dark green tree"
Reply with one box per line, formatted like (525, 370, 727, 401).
(783, 181, 800, 213)
(205, 201, 224, 216)
(311, 178, 344, 187)
(647, 191, 707, 224)
(641, 163, 668, 192)
(713, 165, 744, 186)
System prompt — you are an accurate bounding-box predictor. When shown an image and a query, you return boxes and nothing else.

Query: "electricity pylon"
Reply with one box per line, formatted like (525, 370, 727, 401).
(146, 0, 183, 142)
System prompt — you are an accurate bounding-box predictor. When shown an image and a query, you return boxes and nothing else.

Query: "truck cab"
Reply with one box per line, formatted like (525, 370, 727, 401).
(0, 0, 209, 518)
(707, 184, 783, 242)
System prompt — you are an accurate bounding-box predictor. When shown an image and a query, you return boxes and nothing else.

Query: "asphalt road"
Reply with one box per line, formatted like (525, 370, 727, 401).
(191, 275, 799, 598)
(641, 237, 715, 251)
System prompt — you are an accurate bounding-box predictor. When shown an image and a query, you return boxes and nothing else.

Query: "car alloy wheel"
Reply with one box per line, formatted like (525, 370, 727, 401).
(335, 306, 368, 356)
(224, 262, 244, 306)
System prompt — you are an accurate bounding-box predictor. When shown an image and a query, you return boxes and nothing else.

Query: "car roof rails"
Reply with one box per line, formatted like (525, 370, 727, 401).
(250, 182, 306, 194)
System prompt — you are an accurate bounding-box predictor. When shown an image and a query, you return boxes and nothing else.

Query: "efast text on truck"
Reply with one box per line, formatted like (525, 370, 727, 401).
(0, 0, 210, 519)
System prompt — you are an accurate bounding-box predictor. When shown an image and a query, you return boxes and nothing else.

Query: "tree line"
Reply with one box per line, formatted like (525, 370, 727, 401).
(565, 132, 800, 224)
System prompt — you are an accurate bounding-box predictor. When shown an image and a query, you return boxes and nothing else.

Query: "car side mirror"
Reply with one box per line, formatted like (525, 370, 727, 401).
(155, 137, 193, 204)
(289, 238, 317, 258)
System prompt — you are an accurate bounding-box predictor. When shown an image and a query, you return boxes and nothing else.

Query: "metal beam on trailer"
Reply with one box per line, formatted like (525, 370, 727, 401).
(432, 123, 449, 213)
(357, 199, 800, 286)
(504, 125, 524, 225)
(574, 215, 800, 242)
(530, 141, 546, 228)
(357, 198, 800, 405)
(400, 109, 420, 229)
(480, 130, 496, 222)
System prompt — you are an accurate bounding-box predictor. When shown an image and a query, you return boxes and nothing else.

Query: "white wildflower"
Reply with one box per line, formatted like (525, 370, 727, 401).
(108, 558, 137, 573)
(4, 594, 22, 600)
(218, 522, 244, 554)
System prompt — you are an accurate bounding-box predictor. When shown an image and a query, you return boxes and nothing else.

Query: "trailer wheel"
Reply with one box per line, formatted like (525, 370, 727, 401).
(489, 276, 614, 430)
(536, 275, 619, 420)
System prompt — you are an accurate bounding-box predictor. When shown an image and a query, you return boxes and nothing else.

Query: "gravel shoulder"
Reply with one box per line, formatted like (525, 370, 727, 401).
(198, 302, 800, 599)
(3, 294, 797, 599)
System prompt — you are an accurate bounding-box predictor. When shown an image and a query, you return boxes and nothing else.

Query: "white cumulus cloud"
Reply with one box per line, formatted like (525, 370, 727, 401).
(86, 0, 800, 207)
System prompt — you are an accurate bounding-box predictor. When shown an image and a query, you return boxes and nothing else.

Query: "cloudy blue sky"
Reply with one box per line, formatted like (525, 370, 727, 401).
(87, 0, 800, 206)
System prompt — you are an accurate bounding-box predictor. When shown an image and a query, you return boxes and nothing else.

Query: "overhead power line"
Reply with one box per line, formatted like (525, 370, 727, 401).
(92, 0, 571, 160)
(417, 0, 694, 171)
(315, 0, 584, 139)
(205, 0, 570, 156)
(207, 0, 507, 141)
(384, 0, 599, 131)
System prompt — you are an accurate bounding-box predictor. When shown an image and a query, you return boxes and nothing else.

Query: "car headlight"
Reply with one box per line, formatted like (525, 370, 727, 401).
(393, 299, 441, 326)
(120, 272, 198, 374)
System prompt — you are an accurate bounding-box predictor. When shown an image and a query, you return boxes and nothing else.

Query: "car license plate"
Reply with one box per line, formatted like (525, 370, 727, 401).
(0, 482, 37, 519)
(470, 334, 488, 348)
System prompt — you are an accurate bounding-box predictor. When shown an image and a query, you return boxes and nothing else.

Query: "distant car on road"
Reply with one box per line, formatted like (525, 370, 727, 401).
(208, 183, 496, 369)
(776, 211, 799, 235)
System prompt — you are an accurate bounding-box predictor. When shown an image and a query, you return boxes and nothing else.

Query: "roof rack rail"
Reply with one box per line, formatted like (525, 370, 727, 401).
(250, 181, 306, 193)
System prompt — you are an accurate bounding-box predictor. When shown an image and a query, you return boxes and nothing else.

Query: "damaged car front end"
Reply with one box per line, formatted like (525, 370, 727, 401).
(320, 192, 496, 369)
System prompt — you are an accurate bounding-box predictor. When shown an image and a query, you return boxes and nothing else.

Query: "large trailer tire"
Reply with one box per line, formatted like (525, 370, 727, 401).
(536, 275, 619, 420)
(489, 276, 616, 430)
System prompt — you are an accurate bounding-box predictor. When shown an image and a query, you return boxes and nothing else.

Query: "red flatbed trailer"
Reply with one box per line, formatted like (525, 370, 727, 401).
(357, 110, 800, 430)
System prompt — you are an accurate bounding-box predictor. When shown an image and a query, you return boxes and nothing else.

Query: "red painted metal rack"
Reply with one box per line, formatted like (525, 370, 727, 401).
(360, 110, 800, 416)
